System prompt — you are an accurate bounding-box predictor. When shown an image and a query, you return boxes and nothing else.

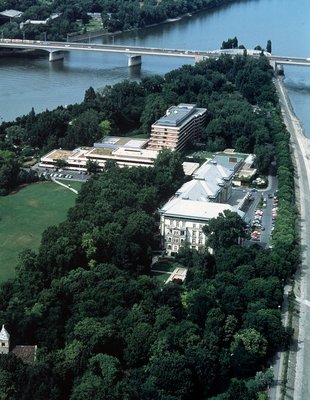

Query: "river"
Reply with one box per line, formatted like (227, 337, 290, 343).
(0, 0, 310, 136)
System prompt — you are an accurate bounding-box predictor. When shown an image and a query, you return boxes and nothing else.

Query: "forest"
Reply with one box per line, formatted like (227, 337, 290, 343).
(0, 0, 237, 41)
(0, 53, 298, 399)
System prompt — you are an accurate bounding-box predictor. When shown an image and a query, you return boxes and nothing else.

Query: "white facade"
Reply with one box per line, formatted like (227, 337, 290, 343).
(159, 198, 244, 255)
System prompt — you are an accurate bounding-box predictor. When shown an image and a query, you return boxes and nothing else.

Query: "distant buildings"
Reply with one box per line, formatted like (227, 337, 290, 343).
(20, 13, 62, 28)
(40, 136, 158, 170)
(0, 9, 23, 23)
(40, 104, 207, 171)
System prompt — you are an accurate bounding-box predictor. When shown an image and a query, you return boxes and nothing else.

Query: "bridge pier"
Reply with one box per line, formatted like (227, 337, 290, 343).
(127, 55, 142, 67)
(49, 51, 64, 62)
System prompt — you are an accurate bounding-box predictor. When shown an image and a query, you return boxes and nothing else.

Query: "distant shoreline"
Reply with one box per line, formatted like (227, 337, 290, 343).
(69, 14, 190, 42)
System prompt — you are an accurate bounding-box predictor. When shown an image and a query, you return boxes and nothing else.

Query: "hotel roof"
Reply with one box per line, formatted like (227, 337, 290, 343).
(176, 179, 219, 201)
(153, 104, 206, 128)
(160, 197, 244, 221)
(193, 160, 234, 182)
(94, 136, 149, 149)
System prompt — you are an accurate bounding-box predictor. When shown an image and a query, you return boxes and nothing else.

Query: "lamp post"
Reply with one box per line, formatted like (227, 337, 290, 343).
(43, 31, 47, 42)
(22, 31, 25, 41)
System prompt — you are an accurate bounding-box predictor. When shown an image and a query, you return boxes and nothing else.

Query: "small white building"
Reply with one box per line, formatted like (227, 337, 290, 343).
(0, 325, 10, 354)
(159, 197, 244, 255)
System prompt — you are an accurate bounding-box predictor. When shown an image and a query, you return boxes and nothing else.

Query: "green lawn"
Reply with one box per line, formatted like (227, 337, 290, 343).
(0, 182, 78, 282)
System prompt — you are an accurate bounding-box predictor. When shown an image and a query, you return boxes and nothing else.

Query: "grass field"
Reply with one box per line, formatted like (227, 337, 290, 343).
(0, 182, 78, 282)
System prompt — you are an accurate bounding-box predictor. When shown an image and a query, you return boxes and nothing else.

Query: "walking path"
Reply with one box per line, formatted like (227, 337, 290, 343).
(51, 177, 78, 194)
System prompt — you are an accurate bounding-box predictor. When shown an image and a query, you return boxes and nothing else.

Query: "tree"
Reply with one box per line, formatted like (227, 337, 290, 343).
(54, 159, 68, 169)
(140, 94, 168, 134)
(86, 159, 100, 174)
(70, 354, 123, 400)
(203, 210, 247, 251)
(231, 328, 268, 358)
(221, 36, 238, 49)
(266, 40, 272, 54)
(98, 120, 111, 137)
(149, 352, 193, 397)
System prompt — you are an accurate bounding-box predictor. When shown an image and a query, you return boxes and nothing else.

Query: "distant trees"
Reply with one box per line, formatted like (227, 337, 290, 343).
(221, 36, 238, 49)
(266, 40, 272, 54)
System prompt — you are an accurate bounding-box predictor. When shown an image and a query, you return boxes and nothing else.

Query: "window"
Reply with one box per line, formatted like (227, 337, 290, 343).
(176, 221, 180, 227)
(1, 342, 5, 347)
(180, 230, 185, 236)
(193, 223, 196, 228)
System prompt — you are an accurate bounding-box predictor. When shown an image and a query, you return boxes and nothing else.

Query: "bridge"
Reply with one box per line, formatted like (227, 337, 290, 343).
(0, 38, 211, 65)
(0, 38, 309, 68)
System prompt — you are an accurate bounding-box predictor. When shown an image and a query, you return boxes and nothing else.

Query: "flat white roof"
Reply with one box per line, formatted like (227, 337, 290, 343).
(160, 197, 244, 220)
(113, 147, 158, 159)
(182, 162, 200, 176)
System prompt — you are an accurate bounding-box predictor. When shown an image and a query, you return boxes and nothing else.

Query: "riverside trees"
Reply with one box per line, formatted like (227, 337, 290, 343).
(0, 0, 242, 41)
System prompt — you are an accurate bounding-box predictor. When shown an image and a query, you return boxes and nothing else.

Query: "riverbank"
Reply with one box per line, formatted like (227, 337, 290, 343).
(274, 77, 310, 399)
(70, 0, 237, 42)
(70, 14, 190, 42)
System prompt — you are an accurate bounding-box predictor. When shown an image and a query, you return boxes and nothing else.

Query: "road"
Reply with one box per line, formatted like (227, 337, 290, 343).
(273, 77, 310, 399)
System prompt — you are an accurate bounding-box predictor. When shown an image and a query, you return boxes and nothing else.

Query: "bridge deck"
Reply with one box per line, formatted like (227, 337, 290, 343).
(0, 39, 309, 66)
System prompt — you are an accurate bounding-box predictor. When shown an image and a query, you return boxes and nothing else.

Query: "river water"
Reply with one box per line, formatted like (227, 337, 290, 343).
(0, 0, 310, 136)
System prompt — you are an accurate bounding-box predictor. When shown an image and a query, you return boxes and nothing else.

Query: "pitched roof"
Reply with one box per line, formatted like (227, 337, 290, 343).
(0, 325, 10, 341)
(193, 160, 234, 182)
(11, 345, 37, 364)
(0, 9, 23, 18)
(176, 179, 219, 201)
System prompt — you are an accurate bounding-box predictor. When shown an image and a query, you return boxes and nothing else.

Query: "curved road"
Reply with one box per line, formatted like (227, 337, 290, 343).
(274, 77, 310, 400)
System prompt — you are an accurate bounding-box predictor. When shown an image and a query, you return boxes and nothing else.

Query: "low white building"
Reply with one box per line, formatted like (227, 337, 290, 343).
(40, 136, 158, 170)
(159, 197, 244, 255)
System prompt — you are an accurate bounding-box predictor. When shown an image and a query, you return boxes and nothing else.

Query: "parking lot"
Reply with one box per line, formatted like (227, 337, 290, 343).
(229, 175, 278, 248)
(32, 164, 91, 182)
